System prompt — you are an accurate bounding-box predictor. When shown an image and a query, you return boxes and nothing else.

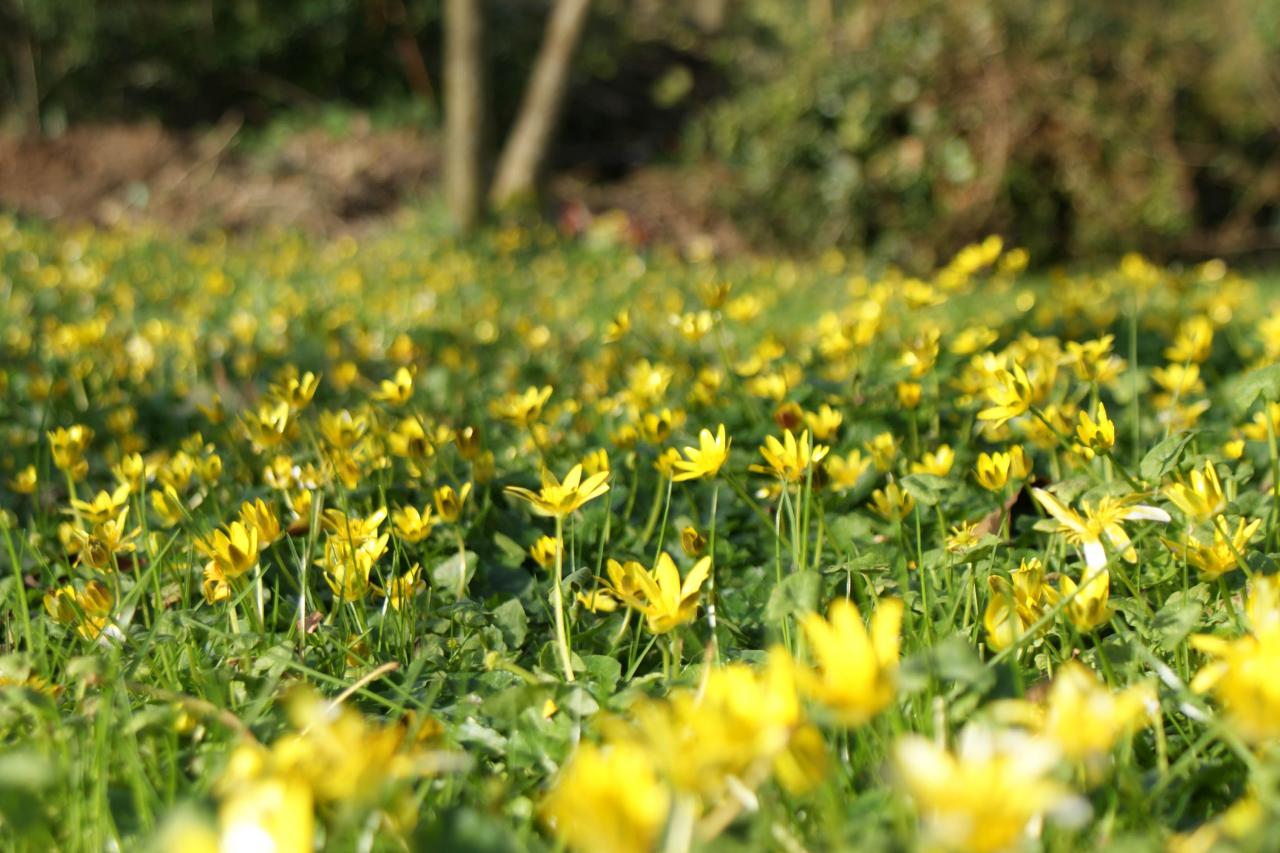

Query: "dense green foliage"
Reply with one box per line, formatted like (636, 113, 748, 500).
(5, 216, 1280, 850)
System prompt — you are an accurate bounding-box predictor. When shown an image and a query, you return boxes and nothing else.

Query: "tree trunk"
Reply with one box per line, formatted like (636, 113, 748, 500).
(444, 0, 484, 231)
(489, 0, 592, 209)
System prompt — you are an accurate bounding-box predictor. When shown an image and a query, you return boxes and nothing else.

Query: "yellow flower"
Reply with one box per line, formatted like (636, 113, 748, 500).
(671, 423, 731, 481)
(803, 405, 843, 441)
(150, 484, 187, 528)
(505, 464, 610, 517)
(680, 525, 706, 557)
(113, 453, 149, 493)
(44, 580, 114, 641)
(372, 366, 415, 405)
(602, 309, 631, 344)
(1031, 487, 1170, 570)
(70, 508, 140, 571)
(49, 424, 93, 481)
(751, 429, 829, 482)
(1037, 663, 1155, 765)
(529, 535, 561, 568)
(1075, 402, 1115, 454)
(1162, 517, 1260, 580)
(984, 559, 1057, 652)
(9, 464, 37, 495)
(434, 482, 472, 524)
(869, 481, 915, 522)
(391, 505, 434, 543)
(973, 451, 1012, 492)
(490, 385, 553, 427)
(219, 774, 314, 853)
(895, 726, 1081, 853)
(825, 450, 873, 492)
(69, 484, 130, 525)
(196, 521, 260, 581)
(864, 431, 898, 472)
(1059, 568, 1112, 633)
(317, 408, 369, 450)
(1165, 316, 1214, 364)
(911, 445, 955, 477)
(653, 447, 682, 479)
(318, 534, 389, 602)
(1065, 335, 1124, 384)
(375, 564, 423, 611)
(238, 498, 282, 550)
(977, 363, 1033, 428)
(540, 741, 670, 853)
(581, 448, 610, 476)
(609, 552, 711, 634)
(1164, 460, 1226, 521)
(897, 381, 923, 409)
(798, 597, 902, 725)
(1190, 576, 1280, 742)
(267, 369, 319, 413)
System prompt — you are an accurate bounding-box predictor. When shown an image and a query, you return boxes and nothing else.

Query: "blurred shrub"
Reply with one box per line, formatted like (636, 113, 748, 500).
(691, 0, 1280, 266)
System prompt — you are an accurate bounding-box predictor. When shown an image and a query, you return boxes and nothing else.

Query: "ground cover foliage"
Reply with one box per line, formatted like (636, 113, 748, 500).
(4, 217, 1280, 851)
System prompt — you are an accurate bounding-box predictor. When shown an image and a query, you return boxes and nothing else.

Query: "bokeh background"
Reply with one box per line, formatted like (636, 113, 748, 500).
(2, 0, 1279, 268)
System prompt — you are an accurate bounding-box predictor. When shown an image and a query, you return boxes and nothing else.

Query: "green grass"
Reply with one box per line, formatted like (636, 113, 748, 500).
(1, 216, 1279, 851)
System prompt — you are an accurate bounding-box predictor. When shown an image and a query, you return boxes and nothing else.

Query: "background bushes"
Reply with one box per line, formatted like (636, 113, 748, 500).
(3, 0, 1279, 265)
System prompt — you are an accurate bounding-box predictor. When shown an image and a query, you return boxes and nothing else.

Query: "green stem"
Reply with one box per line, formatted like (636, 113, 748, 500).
(552, 515, 575, 682)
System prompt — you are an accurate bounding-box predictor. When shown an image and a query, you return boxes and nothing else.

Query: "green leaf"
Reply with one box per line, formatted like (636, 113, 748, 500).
(1152, 585, 1209, 651)
(491, 599, 528, 650)
(492, 532, 528, 567)
(900, 473, 949, 507)
(431, 551, 478, 599)
(765, 571, 821, 622)
(1138, 432, 1196, 482)
(582, 655, 622, 694)
(1228, 363, 1280, 411)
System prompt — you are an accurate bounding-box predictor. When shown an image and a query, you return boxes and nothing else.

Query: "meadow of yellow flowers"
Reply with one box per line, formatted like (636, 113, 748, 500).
(3, 213, 1280, 851)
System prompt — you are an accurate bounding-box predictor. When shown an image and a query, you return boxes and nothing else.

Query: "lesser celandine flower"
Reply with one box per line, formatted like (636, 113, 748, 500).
(9, 464, 37, 495)
(825, 450, 873, 492)
(505, 464, 610, 517)
(869, 481, 915, 523)
(196, 521, 259, 581)
(897, 381, 923, 409)
(680, 525, 706, 557)
(911, 445, 954, 477)
(895, 726, 1085, 853)
(977, 363, 1033, 428)
(1031, 487, 1170, 571)
(1164, 460, 1226, 521)
(490, 384, 552, 427)
(1059, 568, 1112, 633)
(803, 405, 843, 441)
(529, 535, 560, 569)
(670, 423, 731, 481)
(391, 505, 434, 543)
(984, 559, 1057, 652)
(372, 365, 415, 404)
(1075, 403, 1115, 456)
(49, 424, 93, 480)
(434, 483, 471, 523)
(1162, 517, 1260, 580)
(798, 597, 902, 726)
(864, 431, 898, 471)
(752, 429, 828, 482)
(238, 498, 282, 550)
(69, 484, 130, 524)
(607, 553, 710, 634)
(974, 451, 1013, 492)
(1190, 576, 1280, 743)
(541, 741, 670, 853)
(1037, 663, 1155, 767)
(44, 581, 115, 641)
